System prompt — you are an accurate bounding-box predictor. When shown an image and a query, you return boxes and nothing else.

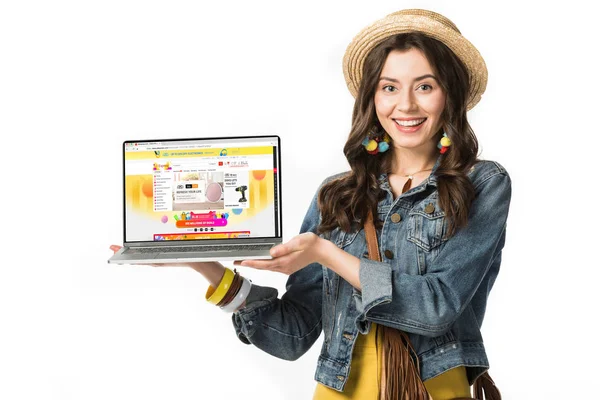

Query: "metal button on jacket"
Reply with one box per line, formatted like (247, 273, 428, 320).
(391, 213, 402, 223)
(424, 203, 435, 214)
(384, 249, 394, 259)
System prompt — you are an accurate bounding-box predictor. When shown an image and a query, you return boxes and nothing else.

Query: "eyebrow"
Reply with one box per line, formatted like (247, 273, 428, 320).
(379, 74, 439, 83)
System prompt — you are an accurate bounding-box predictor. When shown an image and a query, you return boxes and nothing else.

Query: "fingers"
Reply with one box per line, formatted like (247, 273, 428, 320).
(237, 254, 291, 270)
(269, 246, 283, 257)
(234, 259, 267, 267)
(108, 245, 188, 267)
(237, 253, 299, 275)
(271, 232, 316, 256)
(237, 259, 272, 269)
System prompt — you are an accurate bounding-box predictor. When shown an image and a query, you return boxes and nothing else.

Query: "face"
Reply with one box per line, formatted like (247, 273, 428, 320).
(374, 48, 446, 153)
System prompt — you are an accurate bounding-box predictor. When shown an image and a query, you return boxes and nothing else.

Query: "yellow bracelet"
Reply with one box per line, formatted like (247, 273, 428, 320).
(205, 268, 235, 305)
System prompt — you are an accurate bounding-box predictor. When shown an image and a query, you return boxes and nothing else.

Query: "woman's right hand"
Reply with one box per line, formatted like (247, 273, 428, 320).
(109, 244, 227, 287)
(109, 244, 248, 311)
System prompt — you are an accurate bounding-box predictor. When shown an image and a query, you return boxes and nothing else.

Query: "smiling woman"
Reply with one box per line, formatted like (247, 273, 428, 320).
(226, 9, 507, 400)
(109, 8, 507, 400)
(223, 10, 507, 400)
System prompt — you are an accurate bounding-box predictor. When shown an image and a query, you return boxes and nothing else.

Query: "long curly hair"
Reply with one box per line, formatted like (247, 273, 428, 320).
(317, 32, 480, 239)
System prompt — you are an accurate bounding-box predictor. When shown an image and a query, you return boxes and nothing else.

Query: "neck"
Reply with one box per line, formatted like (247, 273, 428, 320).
(390, 145, 438, 176)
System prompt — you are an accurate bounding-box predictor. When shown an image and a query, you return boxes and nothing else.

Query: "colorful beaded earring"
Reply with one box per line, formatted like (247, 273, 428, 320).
(362, 126, 391, 155)
(437, 131, 452, 154)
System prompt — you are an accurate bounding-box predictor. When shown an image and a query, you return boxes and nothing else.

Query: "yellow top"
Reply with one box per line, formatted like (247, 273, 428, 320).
(312, 323, 471, 400)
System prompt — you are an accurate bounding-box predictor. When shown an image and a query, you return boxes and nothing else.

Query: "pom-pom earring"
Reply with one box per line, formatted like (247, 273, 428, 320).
(362, 126, 391, 155)
(437, 131, 452, 154)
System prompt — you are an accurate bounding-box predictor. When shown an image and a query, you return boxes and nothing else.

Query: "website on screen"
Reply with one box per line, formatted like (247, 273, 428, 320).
(124, 138, 279, 242)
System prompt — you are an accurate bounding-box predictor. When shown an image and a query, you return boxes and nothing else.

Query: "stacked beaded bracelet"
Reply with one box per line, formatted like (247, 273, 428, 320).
(205, 267, 252, 313)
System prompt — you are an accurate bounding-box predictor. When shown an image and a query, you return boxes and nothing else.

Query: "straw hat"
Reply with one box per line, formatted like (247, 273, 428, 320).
(342, 9, 488, 111)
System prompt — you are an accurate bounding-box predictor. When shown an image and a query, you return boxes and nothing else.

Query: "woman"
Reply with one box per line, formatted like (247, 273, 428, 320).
(111, 9, 510, 400)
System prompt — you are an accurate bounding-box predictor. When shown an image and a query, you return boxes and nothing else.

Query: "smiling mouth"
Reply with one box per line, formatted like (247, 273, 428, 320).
(393, 118, 427, 127)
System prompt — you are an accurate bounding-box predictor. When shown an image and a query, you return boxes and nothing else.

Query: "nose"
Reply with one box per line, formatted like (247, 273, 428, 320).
(395, 89, 418, 113)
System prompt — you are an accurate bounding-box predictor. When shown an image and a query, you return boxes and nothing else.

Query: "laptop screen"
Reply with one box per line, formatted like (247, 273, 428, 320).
(123, 135, 281, 243)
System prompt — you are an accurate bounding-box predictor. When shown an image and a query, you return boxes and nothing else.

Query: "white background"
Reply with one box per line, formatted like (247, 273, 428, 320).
(1, 0, 598, 399)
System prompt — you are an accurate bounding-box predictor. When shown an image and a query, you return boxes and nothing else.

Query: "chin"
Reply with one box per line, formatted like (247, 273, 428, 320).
(389, 135, 422, 146)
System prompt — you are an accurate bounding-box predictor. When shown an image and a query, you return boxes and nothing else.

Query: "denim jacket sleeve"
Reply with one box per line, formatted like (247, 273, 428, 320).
(354, 168, 512, 337)
(230, 179, 326, 361)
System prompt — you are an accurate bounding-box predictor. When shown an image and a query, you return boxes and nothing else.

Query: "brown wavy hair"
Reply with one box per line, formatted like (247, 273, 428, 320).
(317, 32, 480, 239)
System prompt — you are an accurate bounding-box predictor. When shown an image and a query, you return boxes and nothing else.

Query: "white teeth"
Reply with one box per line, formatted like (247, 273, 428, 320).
(395, 118, 426, 127)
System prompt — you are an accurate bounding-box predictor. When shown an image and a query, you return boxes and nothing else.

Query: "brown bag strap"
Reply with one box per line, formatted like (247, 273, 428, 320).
(364, 209, 381, 262)
(365, 209, 430, 400)
(363, 209, 501, 400)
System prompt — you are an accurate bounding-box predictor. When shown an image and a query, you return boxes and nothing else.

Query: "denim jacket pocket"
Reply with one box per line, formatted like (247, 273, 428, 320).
(407, 199, 449, 253)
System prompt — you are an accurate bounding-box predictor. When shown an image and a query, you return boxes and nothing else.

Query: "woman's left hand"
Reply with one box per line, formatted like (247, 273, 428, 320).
(234, 232, 325, 275)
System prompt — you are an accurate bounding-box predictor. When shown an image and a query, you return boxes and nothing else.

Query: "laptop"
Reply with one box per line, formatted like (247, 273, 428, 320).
(108, 135, 282, 264)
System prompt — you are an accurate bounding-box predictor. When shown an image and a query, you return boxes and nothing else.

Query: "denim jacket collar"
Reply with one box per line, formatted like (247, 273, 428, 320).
(377, 152, 443, 192)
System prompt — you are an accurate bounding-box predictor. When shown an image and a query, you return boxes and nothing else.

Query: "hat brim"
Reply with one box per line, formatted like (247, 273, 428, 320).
(343, 11, 488, 111)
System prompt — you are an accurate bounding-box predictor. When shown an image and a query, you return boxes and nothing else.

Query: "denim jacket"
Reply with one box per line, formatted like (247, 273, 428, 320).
(232, 153, 512, 392)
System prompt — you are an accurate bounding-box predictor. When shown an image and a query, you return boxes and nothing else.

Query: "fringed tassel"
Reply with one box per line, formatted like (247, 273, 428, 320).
(379, 325, 430, 400)
(473, 372, 502, 400)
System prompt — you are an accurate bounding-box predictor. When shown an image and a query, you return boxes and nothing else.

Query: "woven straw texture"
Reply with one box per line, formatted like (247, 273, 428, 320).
(342, 9, 488, 111)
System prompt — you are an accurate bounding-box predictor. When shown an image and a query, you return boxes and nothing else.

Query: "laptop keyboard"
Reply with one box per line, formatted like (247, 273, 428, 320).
(123, 244, 274, 254)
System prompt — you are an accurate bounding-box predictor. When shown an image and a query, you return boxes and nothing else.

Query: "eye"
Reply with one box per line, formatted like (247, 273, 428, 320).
(418, 84, 433, 91)
(382, 85, 396, 92)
